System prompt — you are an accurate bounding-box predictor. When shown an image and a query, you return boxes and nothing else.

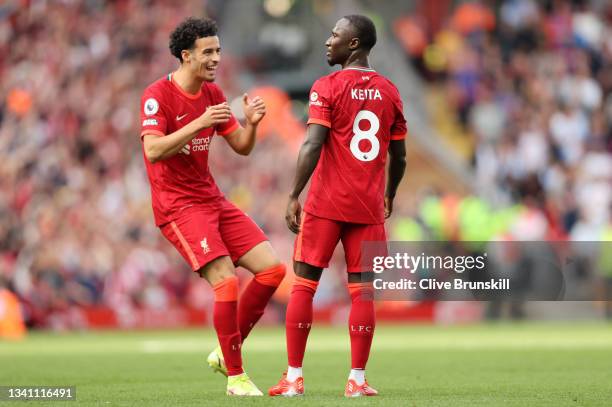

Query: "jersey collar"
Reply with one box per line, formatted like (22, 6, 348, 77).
(344, 66, 376, 72)
(168, 73, 202, 100)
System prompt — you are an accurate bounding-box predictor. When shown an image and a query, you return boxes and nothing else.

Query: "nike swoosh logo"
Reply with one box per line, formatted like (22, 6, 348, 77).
(176, 113, 188, 121)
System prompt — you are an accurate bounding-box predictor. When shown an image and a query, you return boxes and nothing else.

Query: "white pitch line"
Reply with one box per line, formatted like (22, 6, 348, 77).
(139, 337, 612, 353)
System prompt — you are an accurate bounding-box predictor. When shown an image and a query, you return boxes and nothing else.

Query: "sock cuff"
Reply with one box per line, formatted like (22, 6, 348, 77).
(254, 263, 286, 287)
(294, 276, 319, 292)
(213, 275, 239, 302)
(348, 282, 373, 292)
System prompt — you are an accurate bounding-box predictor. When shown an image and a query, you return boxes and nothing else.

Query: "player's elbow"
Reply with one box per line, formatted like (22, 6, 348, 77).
(390, 155, 407, 174)
(389, 147, 407, 163)
(302, 139, 323, 156)
(235, 144, 253, 156)
(144, 145, 162, 163)
(393, 155, 407, 170)
(392, 155, 407, 166)
(142, 136, 164, 163)
(146, 154, 160, 164)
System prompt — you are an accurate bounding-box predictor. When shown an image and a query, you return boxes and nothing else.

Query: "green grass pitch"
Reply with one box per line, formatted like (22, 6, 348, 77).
(1, 323, 611, 406)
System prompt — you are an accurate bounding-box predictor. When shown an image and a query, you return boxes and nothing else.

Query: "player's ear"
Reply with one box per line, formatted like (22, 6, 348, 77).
(348, 37, 360, 51)
(181, 49, 191, 63)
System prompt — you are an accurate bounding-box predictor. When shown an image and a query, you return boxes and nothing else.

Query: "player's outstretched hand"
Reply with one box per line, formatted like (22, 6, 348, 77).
(197, 102, 232, 129)
(285, 197, 302, 234)
(243, 93, 266, 125)
(384, 196, 393, 219)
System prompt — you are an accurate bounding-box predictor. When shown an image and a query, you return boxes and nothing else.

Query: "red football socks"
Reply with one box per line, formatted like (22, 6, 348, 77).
(348, 282, 375, 369)
(286, 276, 319, 368)
(212, 276, 243, 376)
(238, 264, 286, 341)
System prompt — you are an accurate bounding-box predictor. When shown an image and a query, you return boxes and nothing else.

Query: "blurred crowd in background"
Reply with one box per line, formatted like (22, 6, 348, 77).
(394, 0, 612, 240)
(0, 0, 611, 330)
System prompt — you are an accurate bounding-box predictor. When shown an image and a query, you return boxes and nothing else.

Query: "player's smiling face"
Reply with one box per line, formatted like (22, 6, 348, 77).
(184, 36, 221, 82)
(325, 18, 354, 66)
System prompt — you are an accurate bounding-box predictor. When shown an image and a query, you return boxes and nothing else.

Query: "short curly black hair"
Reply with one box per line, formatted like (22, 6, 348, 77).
(169, 17, 218, 62)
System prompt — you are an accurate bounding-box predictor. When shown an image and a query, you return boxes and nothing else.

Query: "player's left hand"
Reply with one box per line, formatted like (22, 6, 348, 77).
(286, 197, 302, 234)
(243, 93, 266, 125)
(384, 196, 393, 219)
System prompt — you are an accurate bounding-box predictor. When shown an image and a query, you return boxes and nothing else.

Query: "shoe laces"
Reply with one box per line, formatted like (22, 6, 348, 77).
(229, 374, 251, 387)
(237, 375, 252, 385)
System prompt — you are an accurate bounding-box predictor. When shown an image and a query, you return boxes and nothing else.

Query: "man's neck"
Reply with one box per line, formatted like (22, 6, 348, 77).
(342, 53, 370, 70)
(172, 66, 203, 95)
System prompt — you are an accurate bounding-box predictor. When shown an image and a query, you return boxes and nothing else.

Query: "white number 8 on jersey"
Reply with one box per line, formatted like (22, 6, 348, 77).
(350, 110, 380, 162)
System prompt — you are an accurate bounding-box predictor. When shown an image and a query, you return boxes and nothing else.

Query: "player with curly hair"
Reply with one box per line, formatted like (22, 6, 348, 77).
(140, 17, 286, 396)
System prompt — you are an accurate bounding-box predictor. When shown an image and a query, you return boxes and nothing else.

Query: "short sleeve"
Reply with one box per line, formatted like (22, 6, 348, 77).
(140, 87, 168, 140)
(390, 95, 407, 140)
(307, 77, 332, 128)
(209, 83, 239, 136)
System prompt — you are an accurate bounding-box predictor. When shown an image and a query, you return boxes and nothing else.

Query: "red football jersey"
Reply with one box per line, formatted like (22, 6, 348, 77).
(140, 74, 239, 226)
(304, 67, 407, 224)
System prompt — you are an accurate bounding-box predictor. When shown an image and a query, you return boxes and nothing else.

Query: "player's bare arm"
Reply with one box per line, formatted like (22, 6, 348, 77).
(384, 139, 407, 218)
(224, 94, 266, 156)
(285, 124, 329, 233)
(143, 103, 231, 163)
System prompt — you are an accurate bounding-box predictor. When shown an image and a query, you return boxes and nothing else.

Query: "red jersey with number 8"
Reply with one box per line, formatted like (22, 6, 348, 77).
(304, 67, 407, 224)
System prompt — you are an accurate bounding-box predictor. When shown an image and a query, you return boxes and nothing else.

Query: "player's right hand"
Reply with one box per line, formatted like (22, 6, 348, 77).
(285, 197, 302, 234)
(197, 102, 232, 129)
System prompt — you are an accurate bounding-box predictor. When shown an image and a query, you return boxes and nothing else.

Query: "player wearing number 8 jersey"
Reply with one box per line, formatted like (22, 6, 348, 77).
(269, 15, 407, 397)
(304, 67, 406, 224)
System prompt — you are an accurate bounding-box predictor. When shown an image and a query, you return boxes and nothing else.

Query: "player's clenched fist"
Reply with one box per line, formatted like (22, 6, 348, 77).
(242, 93, 266, 125)
(197, 102, 232, 129)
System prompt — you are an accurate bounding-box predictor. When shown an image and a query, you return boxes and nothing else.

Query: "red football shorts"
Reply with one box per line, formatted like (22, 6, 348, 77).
(293, 211, 386, 273)
(160, 199, 268, 272)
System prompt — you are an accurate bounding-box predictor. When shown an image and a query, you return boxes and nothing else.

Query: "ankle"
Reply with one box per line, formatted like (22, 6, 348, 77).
(349, 368, 365, 385)
(287, 366, 303, 381)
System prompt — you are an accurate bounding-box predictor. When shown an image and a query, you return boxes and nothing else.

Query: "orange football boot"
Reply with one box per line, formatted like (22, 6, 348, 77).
(344, 379, 378, 397)
(268, 372, 304, 397)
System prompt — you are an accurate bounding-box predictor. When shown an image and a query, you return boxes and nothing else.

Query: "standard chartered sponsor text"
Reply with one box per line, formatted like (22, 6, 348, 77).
(191, 136, 211, 151)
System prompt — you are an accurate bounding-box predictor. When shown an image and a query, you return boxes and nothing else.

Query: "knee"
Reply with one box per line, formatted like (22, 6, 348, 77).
(199, 256, 235, 285)
(254, 263, 286, 287)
